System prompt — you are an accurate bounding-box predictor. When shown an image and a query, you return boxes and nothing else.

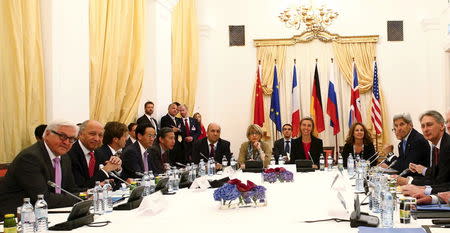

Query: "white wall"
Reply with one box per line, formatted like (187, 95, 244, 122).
(195, 0, 450, 154)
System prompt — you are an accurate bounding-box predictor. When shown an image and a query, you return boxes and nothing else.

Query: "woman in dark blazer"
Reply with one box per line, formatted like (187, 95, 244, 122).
(342, 122, 376, 167)
(289, 117, 323, 168)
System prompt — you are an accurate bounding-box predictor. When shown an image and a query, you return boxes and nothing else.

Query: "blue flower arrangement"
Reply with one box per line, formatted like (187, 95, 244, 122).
(213, 179, 267, 208)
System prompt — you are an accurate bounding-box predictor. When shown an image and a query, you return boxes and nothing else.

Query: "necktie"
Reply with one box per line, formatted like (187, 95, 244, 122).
(433, 146, 440, 167)
(285, 140, 290, 154)
(402, 140, 407, 154)
(184, 119, 191, 136)
(161, 151, 168, 164)
(53, 157, 62, 194)
(210, 144, 215, 158)
(143, 151, 149, 172)
(88, 152, 96, 178)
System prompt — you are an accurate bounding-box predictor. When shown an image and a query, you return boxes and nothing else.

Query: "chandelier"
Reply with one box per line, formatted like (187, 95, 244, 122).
(278, 5, 338, 32)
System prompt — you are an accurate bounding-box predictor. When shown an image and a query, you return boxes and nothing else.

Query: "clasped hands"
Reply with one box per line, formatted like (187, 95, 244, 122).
(102, 156, 122, 172)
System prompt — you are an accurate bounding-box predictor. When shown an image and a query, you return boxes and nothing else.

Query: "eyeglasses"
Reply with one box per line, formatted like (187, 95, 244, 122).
(51, 130, 77, 143)
(149, 134, 157, 139)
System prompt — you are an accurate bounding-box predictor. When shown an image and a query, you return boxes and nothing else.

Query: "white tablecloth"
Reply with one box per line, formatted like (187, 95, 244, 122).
(27, 167, 437, 232)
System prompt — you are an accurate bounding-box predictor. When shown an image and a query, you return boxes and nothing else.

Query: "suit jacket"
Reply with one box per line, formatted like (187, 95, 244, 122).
(289, 136, 324, 166)
(147, 144, 176, 175)
(390, 128, 430, 172)
(160, 114, 185, 164)
(0, 141, 81, 220)
(238, 141, 272, 168)
(192, 138, 231, 164)
(342, 142, 376, 167)
(137, 115, 159, 130)
(413, 133, 450, 186)
(273, 138, 292, 163)
(160, 114, 182, 133)
(180, 117, 201, 140)
(125, 137, 136, 149)
(68, 141, 109, 189)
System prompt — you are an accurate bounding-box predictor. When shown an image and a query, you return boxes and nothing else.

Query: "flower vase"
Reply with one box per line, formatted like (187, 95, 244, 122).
(219, 199, 240, 210)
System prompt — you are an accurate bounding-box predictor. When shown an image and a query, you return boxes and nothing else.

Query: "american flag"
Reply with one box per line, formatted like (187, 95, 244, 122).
(371, 61, 382, 134)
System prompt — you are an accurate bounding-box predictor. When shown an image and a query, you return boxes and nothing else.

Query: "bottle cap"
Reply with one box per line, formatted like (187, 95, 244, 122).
(37, 194, 44, 199)
(4, 213, 15, 218)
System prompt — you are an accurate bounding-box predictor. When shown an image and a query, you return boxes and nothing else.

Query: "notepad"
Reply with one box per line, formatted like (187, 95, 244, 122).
(358, 226, 426, 233)
(416, 204, 450, 211)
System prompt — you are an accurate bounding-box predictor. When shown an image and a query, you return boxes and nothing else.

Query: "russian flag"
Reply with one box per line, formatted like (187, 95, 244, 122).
(291, 63, 300, 137)
(326, 60, 340, 135)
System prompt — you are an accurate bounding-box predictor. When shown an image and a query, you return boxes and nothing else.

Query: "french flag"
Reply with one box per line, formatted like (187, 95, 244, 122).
(326, 60, 340, 135)
(291, 63, 300, 137)
(349, 62, 362, 127)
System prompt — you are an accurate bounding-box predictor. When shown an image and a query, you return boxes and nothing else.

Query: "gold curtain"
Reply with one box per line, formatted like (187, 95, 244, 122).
(255, 46, 287, 139)
(172, 0, 199, 113)
(0, 0, 46, 163)
(89, 0, 145, 123)
(333, 42, 390, 151)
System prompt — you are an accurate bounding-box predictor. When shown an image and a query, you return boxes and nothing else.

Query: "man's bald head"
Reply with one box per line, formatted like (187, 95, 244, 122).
(207, 123, 221, 143)
(78, 120, 104, 151)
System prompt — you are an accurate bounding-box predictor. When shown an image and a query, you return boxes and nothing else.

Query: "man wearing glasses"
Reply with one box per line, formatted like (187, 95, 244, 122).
(121, 123, 157, 179)
(0, 120, 83, 220)
(68, 120, 122, 189)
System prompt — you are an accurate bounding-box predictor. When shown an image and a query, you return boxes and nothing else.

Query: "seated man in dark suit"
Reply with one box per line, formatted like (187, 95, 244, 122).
(160, 103, 184, 165)
(397, 111, 450, 203)
(192, 123, 231, 170)
(97, 121, 129, 158)
(0, 120, 83, 220)
(121, 123, 156, 179)
(273, 124, 293, 164)
(125, 123, 137, 148)
(68, 120, 122, 189)
(179, 104, 201, 163)
(148, 127, 176, 175)
(136, 101, 159, 131)
(380, 113, 430, 174)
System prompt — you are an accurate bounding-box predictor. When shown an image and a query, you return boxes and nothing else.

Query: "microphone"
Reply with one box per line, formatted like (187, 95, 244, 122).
(108, 171, 131, 187)
(47, 181, 83, 201)
(308, 152, 315, 165)
(378, 153, 397, 165)
(385, 159, 398, 170)
(135, 171, 144, 177)
(367, 152, 379, 162)
(176, 162, 187, 167)
(399, 167, 410, 177)
(199, 152, 209, 161)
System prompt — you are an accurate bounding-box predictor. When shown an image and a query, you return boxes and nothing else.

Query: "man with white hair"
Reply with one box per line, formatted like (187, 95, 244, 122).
(0, 120, 83, 220)
(446, 109, 450, 134)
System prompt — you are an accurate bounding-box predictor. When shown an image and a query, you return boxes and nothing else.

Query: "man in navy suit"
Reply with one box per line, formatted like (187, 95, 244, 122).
(68, 120, 122, 189)
(273, 124, 293, 164)
(380, 113, 430, 174)
(160, 103, 184, 165)
(179, 104, 201, 163)
(0, 120, 83, 220)
(192, 123, 231, 170)
(121, 123, 156, 179)
(96, 121, 128, 159)
(148, 127, 176, 174)
(125, 123, 137, 148)
(136, 101, 159, 131)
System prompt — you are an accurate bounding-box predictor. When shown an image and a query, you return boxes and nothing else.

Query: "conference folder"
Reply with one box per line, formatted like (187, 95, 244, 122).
(412, 204, 450, 219)
(358, 227, 426, 233)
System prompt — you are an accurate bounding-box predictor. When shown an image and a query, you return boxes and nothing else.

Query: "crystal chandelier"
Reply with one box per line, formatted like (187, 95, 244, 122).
(278, 5, 338, 32)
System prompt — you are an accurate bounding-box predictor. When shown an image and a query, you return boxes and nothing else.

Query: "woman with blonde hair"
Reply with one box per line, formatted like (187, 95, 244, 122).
(238, 124, 272, 169)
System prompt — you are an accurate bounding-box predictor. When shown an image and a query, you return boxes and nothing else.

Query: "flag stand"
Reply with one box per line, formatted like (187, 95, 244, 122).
(334, 135, 339, 162)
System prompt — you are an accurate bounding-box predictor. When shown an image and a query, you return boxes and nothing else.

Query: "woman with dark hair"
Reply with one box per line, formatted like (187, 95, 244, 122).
(193, 112, 206, 140)
(342, 122, 376, 167)
(289, 117, 323, 168)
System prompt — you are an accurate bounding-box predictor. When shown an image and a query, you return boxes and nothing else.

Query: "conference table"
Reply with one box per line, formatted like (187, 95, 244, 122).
(6, 165, 443, 233)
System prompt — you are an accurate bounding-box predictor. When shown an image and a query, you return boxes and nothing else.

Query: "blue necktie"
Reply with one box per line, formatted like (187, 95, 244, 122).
(402, 140, 407, 154)
(285, 140, 290, 154)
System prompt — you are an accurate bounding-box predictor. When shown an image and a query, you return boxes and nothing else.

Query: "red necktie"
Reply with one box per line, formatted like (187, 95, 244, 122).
(88, 151, 96, 177)
(210, 144, 215, 158)
(184, 119, 191, 136)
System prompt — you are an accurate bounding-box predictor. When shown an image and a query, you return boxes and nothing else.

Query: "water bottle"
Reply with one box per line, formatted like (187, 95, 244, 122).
(361, 159, 367, 178)
(103, 180, 113, 213)
(372, 175, 382, 213)
(270, 156, 275, 165)
(337, 154, 344, 172)
(278, 155, 285, 165)
(222, 155, 228, 168)
(148, 171, 156, 194)
(230, 157, 237, 170)
(347, 154, 355, 176)
(190, 164, 197, 181)
(208, 157, 216, 175)
(93, 181, 105, 215)
(166, 170, 175, 193)
(381, 187, 394, 228)
(319, 153, 325, 171)
(327, 154, 333, 171)
(199, 160, 206, 176)
(355, 154, 361, 163)
(142, 171, 151, 196)
(35, 194, 48, 233)
(355, 162, 365, 193)
(21, 198, 35, 233)
(172, 167, 180, 191)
